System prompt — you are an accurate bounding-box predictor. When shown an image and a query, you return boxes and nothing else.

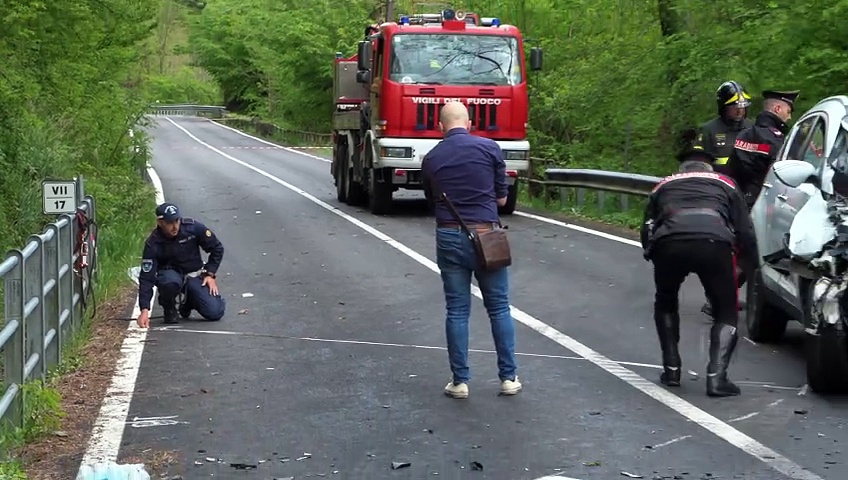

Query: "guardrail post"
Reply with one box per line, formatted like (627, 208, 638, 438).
(45, 224, 61, 369)
(58, 213, 74, 346)
(3, 250, 25, 430)
(69, 211, 82, 331)
(26, 234, 46, 381)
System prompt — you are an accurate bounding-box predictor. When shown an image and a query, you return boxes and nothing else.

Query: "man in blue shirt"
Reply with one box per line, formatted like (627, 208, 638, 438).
(421, 101, 520, 399)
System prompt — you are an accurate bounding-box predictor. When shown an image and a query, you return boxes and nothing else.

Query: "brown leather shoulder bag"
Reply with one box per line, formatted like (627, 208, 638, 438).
(438, 192, 512, 270)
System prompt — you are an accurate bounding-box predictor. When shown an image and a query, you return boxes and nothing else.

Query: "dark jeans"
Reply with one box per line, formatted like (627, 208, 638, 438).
(436, 227, 517, 384)
(157, 269, 226, 320)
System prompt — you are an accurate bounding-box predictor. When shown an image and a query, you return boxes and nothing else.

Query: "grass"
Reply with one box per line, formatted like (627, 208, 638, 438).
(517, 180, 645, 231)
(0, 178, 157, 476)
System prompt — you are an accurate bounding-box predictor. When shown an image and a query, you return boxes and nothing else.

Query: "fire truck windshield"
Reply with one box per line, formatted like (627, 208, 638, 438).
(389, 33, 522, 86)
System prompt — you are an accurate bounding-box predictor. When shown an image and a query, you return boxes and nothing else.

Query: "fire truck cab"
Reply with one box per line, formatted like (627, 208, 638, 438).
(332, 8, 543, 215)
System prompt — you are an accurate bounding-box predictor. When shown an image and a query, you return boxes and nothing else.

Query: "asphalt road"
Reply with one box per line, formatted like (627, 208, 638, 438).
(116, 116, 848, 479)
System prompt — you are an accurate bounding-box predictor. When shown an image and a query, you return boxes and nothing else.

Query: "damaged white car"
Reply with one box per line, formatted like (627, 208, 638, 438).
(748, 95, 848, 394)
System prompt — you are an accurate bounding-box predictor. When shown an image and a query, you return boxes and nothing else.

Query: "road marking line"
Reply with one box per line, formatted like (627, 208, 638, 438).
(729, 411, 760, 423)
(205, 118, 645, 247)
(206, 119, 332, 164)
(148, 326, 665, 370)
(78, 163, 164, 468)
(649, 434, 693, 450)
(164, 116, 823, 480)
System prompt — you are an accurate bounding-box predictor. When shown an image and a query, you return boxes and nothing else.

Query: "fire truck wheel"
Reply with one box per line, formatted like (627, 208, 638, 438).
(498, 184, 518, 215)
(369, 168, 393, 215)
(335, 144, 348, 203)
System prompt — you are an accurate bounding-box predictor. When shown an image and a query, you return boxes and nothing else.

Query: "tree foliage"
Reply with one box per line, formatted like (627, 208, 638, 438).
(0, 0, 163, 250)
(183, 0, 848, 176)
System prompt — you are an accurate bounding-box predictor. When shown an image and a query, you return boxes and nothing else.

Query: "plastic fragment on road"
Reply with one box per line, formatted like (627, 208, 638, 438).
(76, 462, 150, 480)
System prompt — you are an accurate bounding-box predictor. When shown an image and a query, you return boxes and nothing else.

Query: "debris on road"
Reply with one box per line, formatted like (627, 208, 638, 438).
(391, 461, 411, 470)
(242, 292, 254, 298)
(621, 471, 643, 478)
(470, 461, 483, 471)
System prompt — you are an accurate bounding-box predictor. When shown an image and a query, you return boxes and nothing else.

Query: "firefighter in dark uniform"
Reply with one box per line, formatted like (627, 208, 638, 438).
(728, 89, 799, 208)
(699, 88, 798, 317)
(694, 81, 754, 318)
(692, 80, 754, 176)
(136, 202, 226, 328)
(641, 135, 758, 397)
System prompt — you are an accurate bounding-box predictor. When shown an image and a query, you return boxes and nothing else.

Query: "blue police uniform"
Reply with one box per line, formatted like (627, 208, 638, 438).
(138, 203, 226, 323)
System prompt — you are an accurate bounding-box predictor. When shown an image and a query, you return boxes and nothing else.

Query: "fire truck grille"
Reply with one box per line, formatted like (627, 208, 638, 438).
(415, 103, 498, 131)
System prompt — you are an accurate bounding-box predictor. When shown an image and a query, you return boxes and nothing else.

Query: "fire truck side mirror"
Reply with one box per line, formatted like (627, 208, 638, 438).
(356, 70, 372, 84)
(357, 41, 371, 71)
(530, 47, 543, 71)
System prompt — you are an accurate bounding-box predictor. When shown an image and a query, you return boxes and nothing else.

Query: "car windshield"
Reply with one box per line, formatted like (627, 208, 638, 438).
(829, 125, 848, 174)
(389, 33, 522, 86)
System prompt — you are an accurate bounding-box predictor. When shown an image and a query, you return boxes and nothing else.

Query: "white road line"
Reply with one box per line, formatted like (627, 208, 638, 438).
(148, 326, 665, 370)
(164, 116, 823, 480)
(78, 163, 164, 468)
(533, 476, 584, 480)
(729, 411, 760, 423)
(207, 119, 332, 164)
(650, 434, 693, 450)
(205, 118, 644, 247)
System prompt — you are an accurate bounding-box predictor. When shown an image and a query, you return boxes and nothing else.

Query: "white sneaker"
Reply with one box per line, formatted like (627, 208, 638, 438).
(444, 381, 469, 399)
(500, 377, 522, 395)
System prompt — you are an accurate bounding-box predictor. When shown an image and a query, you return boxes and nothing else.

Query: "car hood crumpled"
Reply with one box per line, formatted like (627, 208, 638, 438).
(788, 185, 838, 257)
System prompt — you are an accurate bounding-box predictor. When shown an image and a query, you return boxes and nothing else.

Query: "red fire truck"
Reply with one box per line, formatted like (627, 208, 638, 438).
(331, 6, 543, 215)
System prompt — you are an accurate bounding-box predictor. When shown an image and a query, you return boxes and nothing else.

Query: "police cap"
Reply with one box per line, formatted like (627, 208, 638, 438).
(155, 202, 181, 221)
(677, 127, 716, 163)
(762, 90, 800, 109)
(677, 148, 717, 164)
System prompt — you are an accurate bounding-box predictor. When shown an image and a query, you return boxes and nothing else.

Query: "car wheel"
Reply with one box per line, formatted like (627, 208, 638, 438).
(745, 267, 790, 342)
(805, 286, 848, 393)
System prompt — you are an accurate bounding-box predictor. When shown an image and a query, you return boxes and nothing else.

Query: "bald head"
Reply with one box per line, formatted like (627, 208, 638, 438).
(439, 102, 471, 132)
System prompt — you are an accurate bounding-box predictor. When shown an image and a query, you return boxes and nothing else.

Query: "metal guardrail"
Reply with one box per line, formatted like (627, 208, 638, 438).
(147, 104, 228, 119)
(218, 117, 333, 148)
(544, 168, 661, 195)
(0, 177, 97, 430)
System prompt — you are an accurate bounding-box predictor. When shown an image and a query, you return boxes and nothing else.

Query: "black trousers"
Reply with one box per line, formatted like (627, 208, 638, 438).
(652, 238, 739, 327)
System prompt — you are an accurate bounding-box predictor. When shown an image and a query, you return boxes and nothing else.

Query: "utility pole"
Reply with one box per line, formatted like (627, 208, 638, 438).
(386, 0, 394, 22)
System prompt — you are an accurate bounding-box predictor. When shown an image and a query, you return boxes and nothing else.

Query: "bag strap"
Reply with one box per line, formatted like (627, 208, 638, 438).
(439, 192, 476, 239)
(427, 162, 504, 238)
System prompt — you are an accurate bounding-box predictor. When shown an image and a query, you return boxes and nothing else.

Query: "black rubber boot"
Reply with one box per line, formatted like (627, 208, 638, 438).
(654, 311, 681, 386)
(163, 306, 179, 324)
(178, 293, 191, 318)
(706, 323, 741, 397)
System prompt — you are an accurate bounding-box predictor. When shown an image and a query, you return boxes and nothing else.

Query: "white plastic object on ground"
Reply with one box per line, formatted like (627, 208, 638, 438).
(76, 462, 150, 480)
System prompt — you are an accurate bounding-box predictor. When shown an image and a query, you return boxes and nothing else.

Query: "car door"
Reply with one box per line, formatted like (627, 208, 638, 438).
(768, 114, 826, 253)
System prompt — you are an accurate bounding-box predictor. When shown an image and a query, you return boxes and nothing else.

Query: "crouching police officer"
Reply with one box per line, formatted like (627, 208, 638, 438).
(641, 138, 758, 397)
(136, 202, 226, 328)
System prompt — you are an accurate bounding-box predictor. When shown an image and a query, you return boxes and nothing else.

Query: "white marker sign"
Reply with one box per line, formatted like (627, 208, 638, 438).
(42, 180, 77, 214)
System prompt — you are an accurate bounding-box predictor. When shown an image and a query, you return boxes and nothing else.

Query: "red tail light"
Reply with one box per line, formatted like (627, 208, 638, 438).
(506, 170, 518, 177)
